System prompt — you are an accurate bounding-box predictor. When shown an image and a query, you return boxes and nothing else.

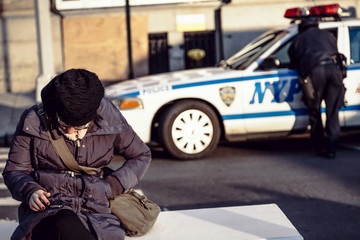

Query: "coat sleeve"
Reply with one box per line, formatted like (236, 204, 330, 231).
(2, 109, 45, 203)
(110, 124, 152, 194)
(101, 98, 152, 194)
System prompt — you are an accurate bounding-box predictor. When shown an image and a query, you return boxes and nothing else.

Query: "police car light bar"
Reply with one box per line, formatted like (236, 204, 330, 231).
(284, 7, 309, 19)
(309, 4, 342, 17)
(284, 3, 342, 19)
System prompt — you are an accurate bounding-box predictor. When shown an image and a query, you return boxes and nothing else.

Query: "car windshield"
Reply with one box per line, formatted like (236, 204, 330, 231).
(223, 30, 289, 70)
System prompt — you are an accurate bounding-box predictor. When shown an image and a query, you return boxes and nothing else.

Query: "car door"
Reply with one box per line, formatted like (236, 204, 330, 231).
(221, 29, 303, 140)
(243, 26, 345, 136)
(241, 34, 307, 136)
(342, 24, 360, 127)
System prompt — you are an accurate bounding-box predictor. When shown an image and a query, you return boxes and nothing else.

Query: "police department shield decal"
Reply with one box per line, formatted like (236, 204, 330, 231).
(219, 87, 235, 107)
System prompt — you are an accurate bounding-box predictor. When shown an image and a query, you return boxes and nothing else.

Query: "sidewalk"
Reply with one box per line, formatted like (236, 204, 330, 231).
(0, 92, 36, 146)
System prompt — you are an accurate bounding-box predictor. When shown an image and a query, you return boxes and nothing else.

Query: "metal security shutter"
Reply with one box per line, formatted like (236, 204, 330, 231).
(184, 31, 216, 69)
(149, 33, 170, 74)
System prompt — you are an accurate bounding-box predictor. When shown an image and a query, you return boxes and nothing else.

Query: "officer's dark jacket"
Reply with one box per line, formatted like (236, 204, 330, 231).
(288, 25, 338, 77)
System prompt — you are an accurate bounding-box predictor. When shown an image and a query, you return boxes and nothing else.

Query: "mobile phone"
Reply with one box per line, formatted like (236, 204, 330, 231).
(49, 204, 63, 209)
(48, 199, 63, 209)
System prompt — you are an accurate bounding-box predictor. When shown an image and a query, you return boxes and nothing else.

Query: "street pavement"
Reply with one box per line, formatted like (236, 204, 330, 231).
(1, 92, 360, 239)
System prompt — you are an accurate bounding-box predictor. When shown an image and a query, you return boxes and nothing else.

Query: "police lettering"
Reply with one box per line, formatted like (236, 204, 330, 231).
(143, 85, 170, 95)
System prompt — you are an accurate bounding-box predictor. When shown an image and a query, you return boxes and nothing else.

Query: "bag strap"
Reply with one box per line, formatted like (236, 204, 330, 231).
(38, 104, 101, 176)
(37, 103, 49, 131)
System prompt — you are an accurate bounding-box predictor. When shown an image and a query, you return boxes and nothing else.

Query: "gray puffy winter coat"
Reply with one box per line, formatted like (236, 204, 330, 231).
(2, 97, 152, 240)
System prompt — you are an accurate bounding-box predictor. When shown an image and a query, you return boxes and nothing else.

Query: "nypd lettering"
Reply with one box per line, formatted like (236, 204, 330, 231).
(250, 78, 301, 104)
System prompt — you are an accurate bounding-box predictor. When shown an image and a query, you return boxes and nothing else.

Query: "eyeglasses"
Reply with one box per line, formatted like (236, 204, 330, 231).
(57, 117, 90, 131)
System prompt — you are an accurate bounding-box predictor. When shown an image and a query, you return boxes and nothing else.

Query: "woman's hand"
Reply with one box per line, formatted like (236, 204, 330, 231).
(29, 189, 51, 212)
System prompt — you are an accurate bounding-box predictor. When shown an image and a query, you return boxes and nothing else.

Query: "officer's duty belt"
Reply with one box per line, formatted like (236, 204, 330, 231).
(319, 59, 335, 65)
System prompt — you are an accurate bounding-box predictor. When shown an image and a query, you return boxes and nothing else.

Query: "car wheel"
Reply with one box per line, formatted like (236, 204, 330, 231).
(159, 100, 220, 159)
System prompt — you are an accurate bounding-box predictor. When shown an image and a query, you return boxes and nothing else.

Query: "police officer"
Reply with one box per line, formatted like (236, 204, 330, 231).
(288, 17, 345, 159)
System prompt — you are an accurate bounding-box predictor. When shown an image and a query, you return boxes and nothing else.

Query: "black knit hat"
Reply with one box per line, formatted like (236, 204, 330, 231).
(41, 69, 104, 127)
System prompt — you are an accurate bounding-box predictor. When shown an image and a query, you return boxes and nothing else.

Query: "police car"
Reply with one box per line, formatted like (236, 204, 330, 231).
(105, 3, 360, 159)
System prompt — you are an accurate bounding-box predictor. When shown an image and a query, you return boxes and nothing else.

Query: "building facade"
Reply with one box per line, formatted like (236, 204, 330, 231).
(0, 0, 359, 94)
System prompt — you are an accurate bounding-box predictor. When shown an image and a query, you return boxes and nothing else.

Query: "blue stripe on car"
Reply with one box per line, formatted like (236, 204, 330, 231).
(116, 67, 360, 97)
(222, 108, 309, 120)
(119, 91, 140, 97)
(222, 105, 360, 120)
(116, 67, 358, 97)
(172, 71, 298, 90)
(348, 65, 360, 70)
(115, 71, 299, 97)
(114, 68, 360, 119)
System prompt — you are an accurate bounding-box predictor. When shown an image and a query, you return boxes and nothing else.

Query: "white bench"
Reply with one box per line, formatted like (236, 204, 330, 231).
(127, 204, 303, 240)
(1, 204, 303, 240)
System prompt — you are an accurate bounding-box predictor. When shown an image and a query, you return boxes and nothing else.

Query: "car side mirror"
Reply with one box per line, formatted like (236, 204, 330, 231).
(259, 56, 280, 71)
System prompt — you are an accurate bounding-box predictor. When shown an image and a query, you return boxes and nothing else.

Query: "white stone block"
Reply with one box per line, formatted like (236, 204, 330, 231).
(127, 204, 303, 240)
(0, 203, 303, 240)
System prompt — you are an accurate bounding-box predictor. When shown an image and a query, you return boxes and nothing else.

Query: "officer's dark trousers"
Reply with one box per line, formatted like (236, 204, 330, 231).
(32, 209, 96, 240)
(306, 63, 345, 154)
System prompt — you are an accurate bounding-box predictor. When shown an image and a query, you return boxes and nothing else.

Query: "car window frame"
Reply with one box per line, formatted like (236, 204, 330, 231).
(225, 30, 289, 70)
(256, 27, 339, 71)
